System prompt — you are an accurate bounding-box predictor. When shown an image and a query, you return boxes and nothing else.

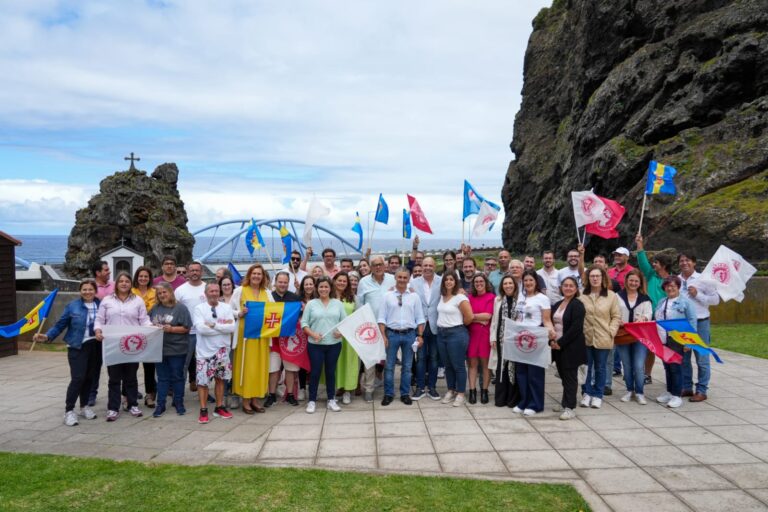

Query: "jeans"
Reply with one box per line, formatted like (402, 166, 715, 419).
(613, 349, 622, 373)
(615, 342, 648, 395)
(308, 342, 342, 402)
(437, 326, 468, 393)
(107, 362, 139, 412)
(65, 340, 100, 412)
(155, 354, 186, 409)
(516, 363, 545, 412)
(183, 334, 197, 384)
(555, 360, 578, 410)
(584, 347, 609, 399)
(415, 325, 439, 392)
(604, 347, 615, 389)
(682, 318, 711, 394)
(664, 362, 683, 396)
(385, 329, 415, 397)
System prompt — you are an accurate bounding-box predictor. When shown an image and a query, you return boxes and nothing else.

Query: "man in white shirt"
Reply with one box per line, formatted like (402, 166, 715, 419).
(193, 283, 237, 424)
(410, 257, 442, 400)
(284, 250, 308, 293)
(678, 251, 720, 402)
(537, 250, 561, 304)
(175, 261, 208, 391)
(557, 248, 583, 289)
(378, 268, 425, 406)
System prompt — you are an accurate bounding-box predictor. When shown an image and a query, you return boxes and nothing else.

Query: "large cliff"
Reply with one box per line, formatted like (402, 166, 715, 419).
(502, 0, 768, 260)
(64, 163, 194, 278)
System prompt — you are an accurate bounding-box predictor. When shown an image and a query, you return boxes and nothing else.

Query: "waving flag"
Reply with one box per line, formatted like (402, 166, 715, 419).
(279, 222, 292, 264)
(302, 197, 330, 246)
(702, 245, 756, 302)
(227, 263, 243, 286)
(402, 209, 412, 239)
(406, 194, 433, 234)
(657, 319, 724, 363)
(334, 304, 386, 369)
(0, 289, 58, 338)
(471, 200, 501, 238)
(351, 212, 363, 251)
(645, 161, 677, 195)
(571, 190, 607, 227)
(503, 323, 551, 369)
(622, 321, 683, 364)
(374, 193, 389, 224)
(102, 325, 163, 366)
(463, 180, 500, 220)
(245, 220, 265, 256)
(585, 196, 626, 239)
(244, 301, 302, 339)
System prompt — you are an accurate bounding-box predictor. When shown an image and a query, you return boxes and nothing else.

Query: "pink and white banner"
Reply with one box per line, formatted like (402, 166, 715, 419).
(334, 304, 386, 369)
(503, 323, 551, 369)
(102, 325, 163, 366)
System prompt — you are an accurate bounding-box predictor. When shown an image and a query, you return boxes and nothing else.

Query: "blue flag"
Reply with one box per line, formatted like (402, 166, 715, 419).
(402, 209, 412, 239)
(351, 212, 363, 251)
(463, 180, 500, 220)
(243, 301, 302, 339)
(375, 193, 389, 224)
(227, 263, 242, 286)
(245, 219, 265, 256)
(0, 289, 58, 338)
(279, 222, 292, 264)
(645, 161, 677, 195)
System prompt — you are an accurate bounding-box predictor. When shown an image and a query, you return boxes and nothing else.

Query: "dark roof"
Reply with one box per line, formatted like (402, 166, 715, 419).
(0, 231, 22, 246)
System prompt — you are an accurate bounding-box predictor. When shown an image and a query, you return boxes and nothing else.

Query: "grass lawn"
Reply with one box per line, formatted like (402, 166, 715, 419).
(711, 324, 768, 359)
(0, 453, 590, 512)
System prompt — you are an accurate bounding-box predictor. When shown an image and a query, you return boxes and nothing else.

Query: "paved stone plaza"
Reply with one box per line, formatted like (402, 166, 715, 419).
(1, 351, 768, 511)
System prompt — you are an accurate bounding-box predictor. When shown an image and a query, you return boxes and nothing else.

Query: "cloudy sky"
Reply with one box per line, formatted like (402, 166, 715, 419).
(0, 0, 549, 242)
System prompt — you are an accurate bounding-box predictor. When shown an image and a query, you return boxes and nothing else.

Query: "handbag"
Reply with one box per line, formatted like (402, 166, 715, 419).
(613, 326, 635, 345)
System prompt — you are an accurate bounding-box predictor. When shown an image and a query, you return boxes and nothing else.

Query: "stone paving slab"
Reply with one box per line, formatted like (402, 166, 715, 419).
(2, 350, 768, 511)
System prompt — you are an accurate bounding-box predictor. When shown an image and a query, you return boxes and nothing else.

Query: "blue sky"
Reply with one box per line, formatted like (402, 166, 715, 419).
(0, 0, 550, 240)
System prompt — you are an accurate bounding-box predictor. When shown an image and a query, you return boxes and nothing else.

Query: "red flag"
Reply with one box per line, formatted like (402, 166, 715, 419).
(622, 321, 682, 364)
(406, 194, 433, 234)
(277, 319, 311, 371)
(585, 195, 625, 239)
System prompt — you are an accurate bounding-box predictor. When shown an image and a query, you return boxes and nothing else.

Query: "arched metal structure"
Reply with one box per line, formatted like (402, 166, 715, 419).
(191, 218, 362, 263)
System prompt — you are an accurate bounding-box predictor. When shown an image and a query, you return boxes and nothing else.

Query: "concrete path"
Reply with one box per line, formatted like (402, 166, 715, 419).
(1, 351, 768, 512)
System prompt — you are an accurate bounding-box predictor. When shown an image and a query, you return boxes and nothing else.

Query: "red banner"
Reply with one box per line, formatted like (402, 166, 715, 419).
(277, 319, 311, 371)
(622, 321, 682, 364)
(585, 195, 625, 239)
(407, 194, 433, 234)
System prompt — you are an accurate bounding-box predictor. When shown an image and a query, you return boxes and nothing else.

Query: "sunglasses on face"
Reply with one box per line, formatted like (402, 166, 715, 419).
(291, 257, 301, 261)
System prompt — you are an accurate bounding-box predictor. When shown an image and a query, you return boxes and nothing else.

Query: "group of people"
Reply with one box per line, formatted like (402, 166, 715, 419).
(39, 233, 718, 426)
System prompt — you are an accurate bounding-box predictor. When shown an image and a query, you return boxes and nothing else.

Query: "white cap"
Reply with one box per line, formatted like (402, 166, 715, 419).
(613, 247, 630, 256)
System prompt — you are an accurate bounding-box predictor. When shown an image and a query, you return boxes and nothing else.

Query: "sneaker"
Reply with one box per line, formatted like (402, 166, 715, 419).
(286, 394, 299, 406)
(636, 394, 647, 405)
(428, 389, 441, 400)
(620, 392, 633, 403)
(297, 389, 306, 401)
(559, 408, 576, 420)
(452, 394, 465, 407)
(656, 392, 672, 404)
(364, 391, 374, 403)
(441, 390, 456, 404)
(412, 389, 426, 401)
(523, 408, 537, 417)
(129, 406, 143, 417)
(603, 387, 613, 396)
(264, 394, 276, 408)
(327, 399, 341, 412)
(79, 406, 97, 420)
(64, 410, 79, 426)
(552, 405, 563, 412)
(152, 405, 166, 418)
(590, 398, 602, 409)
(511, 406, 523, 414)
(175, 405, 186, 416)
(106, 410, 119, 422)
(666, 396, 683, 408)
(437, 367, 445, 379)
(644, 375, 652, 385)
(306, 401, 317, 414)
(198, 408, 209, 424)
(342, 392, 352, 405)
(580, 394, 592, 408)
(213, 406, 233, 419)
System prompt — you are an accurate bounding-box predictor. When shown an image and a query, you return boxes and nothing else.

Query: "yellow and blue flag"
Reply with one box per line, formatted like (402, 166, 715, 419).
(0, 289, 58, 338)
(351, 212, 363, 251)
(402, 209, 412, 239)
(375, 193, 389, 224)
(279, 222, 292, 264)
(645, 161, 677, 195)
(243, 301, 302, 339)
(245, 219, 265, 256)
(656, 319, 723, 363)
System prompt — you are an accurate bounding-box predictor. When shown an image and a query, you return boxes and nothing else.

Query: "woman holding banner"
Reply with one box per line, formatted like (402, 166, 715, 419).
(615, 270, 653, 405)
(550, 276, 586, 420)
(132, 266, 158, 408)
(332, 272, 359, 405)
(230, 263, 273, 414)
(489, 275, 519, 408)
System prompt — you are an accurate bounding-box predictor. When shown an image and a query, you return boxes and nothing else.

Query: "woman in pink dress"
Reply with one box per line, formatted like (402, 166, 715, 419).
(467, 272, 496, 404)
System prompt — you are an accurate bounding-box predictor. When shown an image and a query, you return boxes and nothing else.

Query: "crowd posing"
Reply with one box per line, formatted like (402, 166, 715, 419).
(37, 232, 718, 426)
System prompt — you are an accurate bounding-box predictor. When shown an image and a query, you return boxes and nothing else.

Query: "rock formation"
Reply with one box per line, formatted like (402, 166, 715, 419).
(64, 163, 194, 278)
(502, 0, 768, 261)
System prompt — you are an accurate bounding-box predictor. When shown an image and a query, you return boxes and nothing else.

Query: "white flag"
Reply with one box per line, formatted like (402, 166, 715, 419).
(302, 196, 331, 246)
(503, 323, 551, 369)
(571, 190, 606, 228)
(102, 325, 163, 366)
(334, 304, 385, 369)
(702, 245, 756, 302)
(471, 200, 501, 238)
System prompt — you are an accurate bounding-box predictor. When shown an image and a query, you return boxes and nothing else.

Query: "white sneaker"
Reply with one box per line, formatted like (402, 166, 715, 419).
(129, 406, 143, 417)
(452, 394, 465, 407)
(667, 396, 683, 408)
(79, 406, 97, 420)
(441, 390, 456, 404)
(327, 399, 341, 412)
(580, 394, 592, 408)
(559, 408, 576, 420)
(511, 406, 523, 414)
(437, 367, 445, 379)
(306, 401, 316, 414)
(636, 394, 647, 405)
(656, 392, 672, 404)
(64, 410, 79, 426)
(342, 392, 351, 405)
(620, 392, 633, 402)
(297, 389, 306, 401)
(523, 408, 537, 417)
(591, 398, 602, 409)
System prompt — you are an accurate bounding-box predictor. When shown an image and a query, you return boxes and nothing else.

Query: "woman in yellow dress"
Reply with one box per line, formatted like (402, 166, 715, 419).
(231, 263, 273, 413)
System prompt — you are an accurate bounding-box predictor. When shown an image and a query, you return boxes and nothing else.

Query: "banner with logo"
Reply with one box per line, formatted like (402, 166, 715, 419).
(334, 304, 386, 369)
(277, 319, 311, 371)
(102, 325, 163, 366)
(502, 323, 551, 369)
(702, 245, 756, 303)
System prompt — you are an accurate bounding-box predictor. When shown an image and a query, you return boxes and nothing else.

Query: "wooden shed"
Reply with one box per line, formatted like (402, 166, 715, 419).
(0, 231, 21, 357)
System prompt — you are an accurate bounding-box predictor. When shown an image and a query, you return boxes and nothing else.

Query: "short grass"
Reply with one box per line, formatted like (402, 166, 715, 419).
(711, 323, 768, 359)
(0, 453, 590, 512)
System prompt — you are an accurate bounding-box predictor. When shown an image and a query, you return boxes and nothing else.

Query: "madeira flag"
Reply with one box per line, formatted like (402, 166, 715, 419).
(645, 161, 677, 195)
(243, 301, 302, 339)
(0, 289, 59, 338)
(656, 319, 723, 363)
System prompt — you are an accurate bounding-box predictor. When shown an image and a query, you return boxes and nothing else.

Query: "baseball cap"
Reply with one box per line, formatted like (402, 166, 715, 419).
(613, 247, 630, 256)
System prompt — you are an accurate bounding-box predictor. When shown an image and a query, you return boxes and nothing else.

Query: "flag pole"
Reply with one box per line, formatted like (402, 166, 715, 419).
(461, 219, 465, 246)
(637, 194, 648, 235)
(239, 340, 246, 387)
(28, 318, 48, 353)
(368, 220, 378, 254)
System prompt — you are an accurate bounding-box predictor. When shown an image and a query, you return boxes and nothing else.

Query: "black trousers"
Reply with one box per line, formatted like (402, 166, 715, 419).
(494, 339, 519, 407)
(143, 362, 157, 394)
(108, 363, 139, 411)
(66, 341, 100, 412)
(556, 360, 578, 410)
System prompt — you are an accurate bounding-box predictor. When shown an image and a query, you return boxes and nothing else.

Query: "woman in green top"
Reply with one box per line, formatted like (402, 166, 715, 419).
(634, 233, 674, 383)
(332, 272, 359, 405)
(301, 277, 347, 414)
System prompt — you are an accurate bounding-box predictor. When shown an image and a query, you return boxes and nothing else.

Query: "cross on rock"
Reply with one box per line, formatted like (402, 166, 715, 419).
(124, 152, 140, 170)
